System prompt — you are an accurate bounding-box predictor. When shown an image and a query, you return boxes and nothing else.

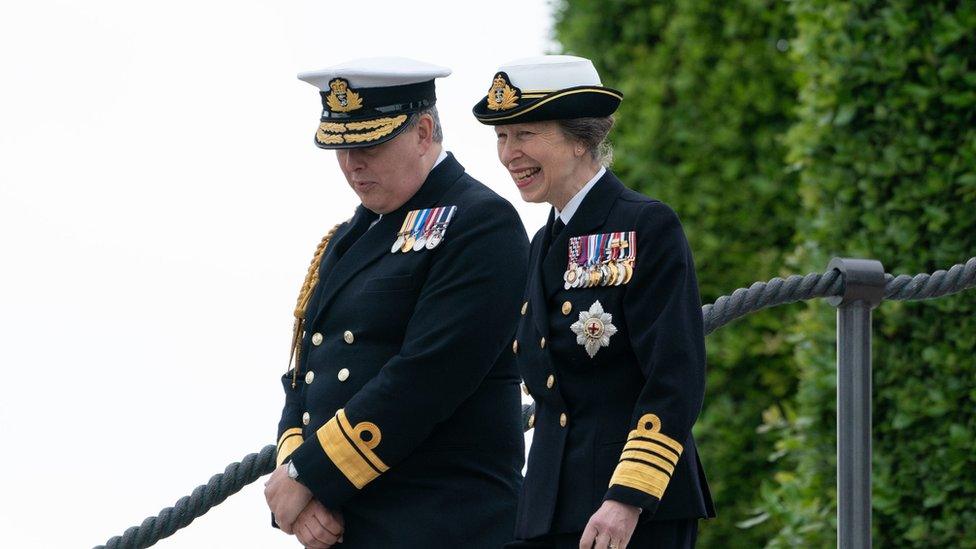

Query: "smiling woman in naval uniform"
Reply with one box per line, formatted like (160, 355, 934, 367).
(473, 55, 715, 549)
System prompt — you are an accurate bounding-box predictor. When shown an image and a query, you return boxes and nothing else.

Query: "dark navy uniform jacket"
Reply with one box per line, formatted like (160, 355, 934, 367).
(276, 154, 529, 548)
(514, 170, 715, 540)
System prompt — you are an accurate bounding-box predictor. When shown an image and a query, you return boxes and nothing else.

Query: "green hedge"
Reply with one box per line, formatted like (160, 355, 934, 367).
(762, 1, 976, 546)
(554, 1, 800, 546)
(554, 0, 976, 546)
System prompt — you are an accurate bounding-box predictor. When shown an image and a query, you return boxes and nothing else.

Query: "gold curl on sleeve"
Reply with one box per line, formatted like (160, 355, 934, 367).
(317, 409, 389, 489)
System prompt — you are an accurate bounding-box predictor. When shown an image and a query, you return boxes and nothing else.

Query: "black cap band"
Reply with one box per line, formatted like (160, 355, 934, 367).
(320, 80, 436, 121)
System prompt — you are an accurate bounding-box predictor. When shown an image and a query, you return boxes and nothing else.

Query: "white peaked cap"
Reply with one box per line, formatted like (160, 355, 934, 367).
(298, 56, 452, 90)
(496, 55, 603, 90)
(472, 54, 621, 125)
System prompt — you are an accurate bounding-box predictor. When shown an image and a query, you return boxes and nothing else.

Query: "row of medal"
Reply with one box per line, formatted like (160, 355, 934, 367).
(391, 205, 458, 253)
(564, 231, 637, 289)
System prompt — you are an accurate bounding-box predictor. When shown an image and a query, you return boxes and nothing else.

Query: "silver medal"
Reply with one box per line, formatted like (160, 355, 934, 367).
(391, 235, 405, 254)
(413, 232, 427, 251)
(426, 228, 443, 250)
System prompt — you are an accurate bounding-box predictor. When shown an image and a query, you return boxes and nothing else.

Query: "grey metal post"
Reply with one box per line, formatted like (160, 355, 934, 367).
(826, 258, 886, 549)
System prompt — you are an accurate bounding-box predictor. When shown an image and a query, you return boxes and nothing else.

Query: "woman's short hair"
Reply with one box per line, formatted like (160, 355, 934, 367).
(557, 116, 615, 166)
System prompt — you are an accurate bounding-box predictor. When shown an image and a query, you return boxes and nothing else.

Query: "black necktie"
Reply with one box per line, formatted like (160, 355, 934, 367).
(546, 217, 565, 257)
(552, 218, 565, 239)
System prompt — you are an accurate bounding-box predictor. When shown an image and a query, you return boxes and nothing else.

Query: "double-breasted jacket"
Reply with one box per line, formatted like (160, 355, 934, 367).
(514, 170, 715, 539)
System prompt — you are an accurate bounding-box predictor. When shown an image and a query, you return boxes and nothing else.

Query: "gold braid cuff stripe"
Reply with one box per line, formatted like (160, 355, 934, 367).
(607, 414, 684, 498)
(609, 460, 671, 499)
(316, 115, 409, 145)
(621, 438, 680, 465)
(619, 449, 675, 475)
(276, 427, 304, 467)
(317, 409, 389, 489)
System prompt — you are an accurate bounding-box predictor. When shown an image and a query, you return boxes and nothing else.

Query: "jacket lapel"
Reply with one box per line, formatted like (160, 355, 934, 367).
(528, 213, 555, 338)
(541, 170, 625, 300)
(309, 154, 465, 328)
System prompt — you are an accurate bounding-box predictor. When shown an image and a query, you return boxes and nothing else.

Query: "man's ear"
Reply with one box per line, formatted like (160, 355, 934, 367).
(416, 114, 435, 152)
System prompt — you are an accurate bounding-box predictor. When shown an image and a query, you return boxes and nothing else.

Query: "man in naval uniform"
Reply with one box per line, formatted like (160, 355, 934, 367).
(263, 57, 529, 548)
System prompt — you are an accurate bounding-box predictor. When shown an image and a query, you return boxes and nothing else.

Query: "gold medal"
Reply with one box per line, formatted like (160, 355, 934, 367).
(403, 235, 416, 252)
(565, 268, 577, 290)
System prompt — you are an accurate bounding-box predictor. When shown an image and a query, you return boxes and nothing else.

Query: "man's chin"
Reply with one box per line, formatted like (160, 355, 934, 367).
(359, 197, 391, 215)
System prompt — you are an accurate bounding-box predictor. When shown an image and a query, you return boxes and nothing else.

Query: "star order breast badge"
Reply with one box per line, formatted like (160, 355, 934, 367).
(570, 300, 617, 358)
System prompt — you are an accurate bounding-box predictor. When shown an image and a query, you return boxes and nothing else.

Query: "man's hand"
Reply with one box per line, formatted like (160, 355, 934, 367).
(579, 500, 641, 549)
(293, 499, 345, 548)
(264, 463, 313, 534)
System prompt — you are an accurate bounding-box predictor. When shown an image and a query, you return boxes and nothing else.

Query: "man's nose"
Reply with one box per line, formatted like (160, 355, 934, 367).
(339, 150, 365, 172)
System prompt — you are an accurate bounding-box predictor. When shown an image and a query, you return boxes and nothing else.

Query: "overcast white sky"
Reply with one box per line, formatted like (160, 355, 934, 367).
(0, 1, 555, 547)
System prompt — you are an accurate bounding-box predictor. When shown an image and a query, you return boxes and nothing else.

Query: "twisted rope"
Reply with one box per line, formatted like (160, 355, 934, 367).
(94, 257, 976, 549)
(702, 256, 976, 334)
(94, 445, 276, 549)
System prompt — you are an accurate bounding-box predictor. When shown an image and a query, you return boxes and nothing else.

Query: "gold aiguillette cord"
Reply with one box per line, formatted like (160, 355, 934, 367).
(289, 223, 342, 388)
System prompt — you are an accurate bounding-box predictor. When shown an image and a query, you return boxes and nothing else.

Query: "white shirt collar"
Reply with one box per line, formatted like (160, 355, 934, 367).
(553, 166, 606, 225)
(433, 148, 448, 168)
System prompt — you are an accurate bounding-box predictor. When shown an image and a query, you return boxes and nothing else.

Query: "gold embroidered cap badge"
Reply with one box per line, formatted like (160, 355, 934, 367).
(326, 78, 364, 113)
(486, 72, 519, 111)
